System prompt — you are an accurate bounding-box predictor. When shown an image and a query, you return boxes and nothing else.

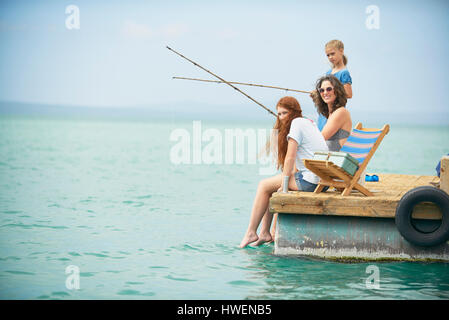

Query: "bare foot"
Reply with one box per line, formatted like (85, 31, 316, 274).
(251, 232, 273, 246)
(239, 233, 259, 248)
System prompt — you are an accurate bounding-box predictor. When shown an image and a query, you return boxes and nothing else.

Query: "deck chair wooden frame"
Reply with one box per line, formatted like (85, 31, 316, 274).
(303, 122, 390, 196)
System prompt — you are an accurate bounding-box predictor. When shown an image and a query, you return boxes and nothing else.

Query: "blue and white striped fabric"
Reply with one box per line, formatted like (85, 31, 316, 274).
(340, 128, 382, 164)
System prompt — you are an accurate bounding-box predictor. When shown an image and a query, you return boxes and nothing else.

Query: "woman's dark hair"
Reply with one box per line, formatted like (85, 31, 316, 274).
(313, 75, 347, 119)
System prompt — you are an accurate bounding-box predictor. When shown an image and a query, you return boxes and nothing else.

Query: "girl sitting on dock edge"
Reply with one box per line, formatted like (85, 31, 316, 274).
(239, 96, 328, 248)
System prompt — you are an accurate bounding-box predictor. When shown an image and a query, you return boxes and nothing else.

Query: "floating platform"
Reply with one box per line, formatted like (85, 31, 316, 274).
(270, 173, 449, 262)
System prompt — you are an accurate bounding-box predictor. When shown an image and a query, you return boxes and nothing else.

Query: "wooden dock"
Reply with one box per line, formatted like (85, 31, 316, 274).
(270, 174, 442, 220)
(269, 172, 449, 261)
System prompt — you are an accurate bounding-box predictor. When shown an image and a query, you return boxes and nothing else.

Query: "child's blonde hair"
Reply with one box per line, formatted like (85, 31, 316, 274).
(325, 40, 348, 66)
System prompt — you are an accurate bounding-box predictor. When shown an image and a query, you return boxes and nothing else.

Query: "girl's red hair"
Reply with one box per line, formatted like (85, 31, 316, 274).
(272, 96, 302, 170)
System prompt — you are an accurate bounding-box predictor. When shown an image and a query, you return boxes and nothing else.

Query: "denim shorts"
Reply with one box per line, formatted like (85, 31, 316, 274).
(294, 171, 318, 192)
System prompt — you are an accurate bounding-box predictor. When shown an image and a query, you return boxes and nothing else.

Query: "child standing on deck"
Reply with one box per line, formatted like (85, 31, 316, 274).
(314, 40, 353, 131)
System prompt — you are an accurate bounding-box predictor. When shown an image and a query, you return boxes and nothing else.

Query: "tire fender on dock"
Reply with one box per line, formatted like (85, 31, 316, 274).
(395, 186, 449, 247)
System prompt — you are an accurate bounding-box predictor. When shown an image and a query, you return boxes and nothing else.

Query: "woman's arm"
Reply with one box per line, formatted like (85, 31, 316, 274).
(282, 138, 298, 181)
(321, 108, 348, 140)
(344, 84, 352, 99)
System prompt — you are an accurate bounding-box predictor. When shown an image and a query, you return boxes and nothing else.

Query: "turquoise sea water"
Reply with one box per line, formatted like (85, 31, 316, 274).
(1, 115, 449, 300)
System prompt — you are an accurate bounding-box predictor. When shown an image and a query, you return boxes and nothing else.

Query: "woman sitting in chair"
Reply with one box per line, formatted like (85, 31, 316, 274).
(312, 75, 352, 151)
(239, 96, 328, 248)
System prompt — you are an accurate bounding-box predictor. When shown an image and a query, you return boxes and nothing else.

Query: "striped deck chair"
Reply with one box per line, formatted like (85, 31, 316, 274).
(303, 123, 390, 196)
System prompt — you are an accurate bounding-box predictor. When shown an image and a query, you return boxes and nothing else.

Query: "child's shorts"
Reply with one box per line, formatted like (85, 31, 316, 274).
(294, 171, 318, 192)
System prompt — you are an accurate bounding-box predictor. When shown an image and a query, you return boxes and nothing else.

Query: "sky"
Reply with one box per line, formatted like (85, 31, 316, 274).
(0, 0, 448, 124)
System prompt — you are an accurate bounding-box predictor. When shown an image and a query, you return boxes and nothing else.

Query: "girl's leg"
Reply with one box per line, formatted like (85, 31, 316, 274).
(239, 174, 282, 248)
(252, 174, 299, 246)
(239, 174, 298, 248)
(271, 213, 277, 241)
(252, 208, 274, 246)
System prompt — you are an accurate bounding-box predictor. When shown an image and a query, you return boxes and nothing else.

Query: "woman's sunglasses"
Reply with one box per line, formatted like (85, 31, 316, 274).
(318, 87, 333, 94)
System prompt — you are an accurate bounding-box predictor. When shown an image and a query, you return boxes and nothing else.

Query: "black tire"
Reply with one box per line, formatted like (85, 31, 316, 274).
(395, 186, 449, 247)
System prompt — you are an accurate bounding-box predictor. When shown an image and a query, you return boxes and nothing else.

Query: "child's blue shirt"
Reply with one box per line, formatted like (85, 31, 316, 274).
(326, 68, 352, 85)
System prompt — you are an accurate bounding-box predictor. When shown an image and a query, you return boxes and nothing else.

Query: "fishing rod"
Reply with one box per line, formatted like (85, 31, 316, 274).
(173, 76, 312, 94)
(166, 46, 277, 117)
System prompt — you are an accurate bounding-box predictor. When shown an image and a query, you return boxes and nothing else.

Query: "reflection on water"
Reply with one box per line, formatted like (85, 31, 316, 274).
(241, 244, 449, 299)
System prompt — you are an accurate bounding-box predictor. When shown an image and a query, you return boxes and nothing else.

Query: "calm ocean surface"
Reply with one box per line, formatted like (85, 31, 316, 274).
(1, 114, 449, 300)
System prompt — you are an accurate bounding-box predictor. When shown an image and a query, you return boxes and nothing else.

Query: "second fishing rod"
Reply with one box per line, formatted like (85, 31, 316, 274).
(172, 76, 312, 95)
